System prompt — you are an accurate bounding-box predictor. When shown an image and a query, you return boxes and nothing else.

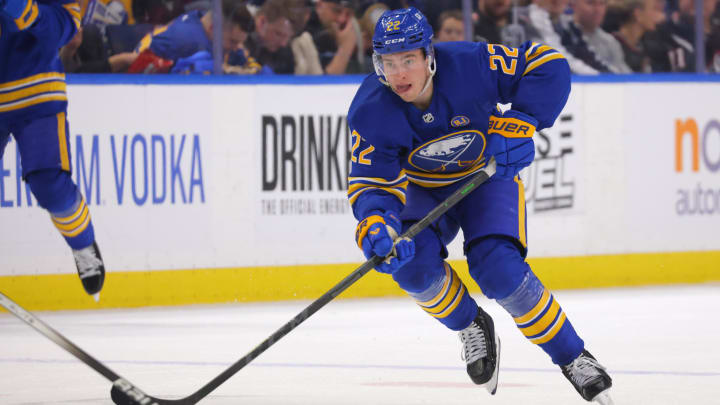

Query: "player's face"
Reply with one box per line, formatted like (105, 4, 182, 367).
(380, 49, 430, 103)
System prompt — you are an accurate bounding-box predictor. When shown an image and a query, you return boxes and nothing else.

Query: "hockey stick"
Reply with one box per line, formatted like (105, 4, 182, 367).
(2, 157, 496, 405)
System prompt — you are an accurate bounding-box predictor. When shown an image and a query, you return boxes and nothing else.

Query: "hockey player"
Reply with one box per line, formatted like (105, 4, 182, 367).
(1, 0, 105, 298)
(348, 7, 613, 404)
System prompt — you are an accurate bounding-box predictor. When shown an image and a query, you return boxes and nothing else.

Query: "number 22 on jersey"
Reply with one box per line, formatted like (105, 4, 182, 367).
(488, 44, 518, 75)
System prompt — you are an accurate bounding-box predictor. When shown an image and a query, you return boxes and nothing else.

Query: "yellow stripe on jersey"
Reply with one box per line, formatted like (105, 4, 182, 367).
(348, 171, 408, 206)
(0, 81, 66, 104)
(136, 25, 170, 52)
(0, 73, 68, 113)
(525, 45, 553, 62)
(14, 0, 39, 30)
(63, 3, 82, 30)
(0, 72, 66, 91)
(524, 53, 566, 76)
(405, 162, 487, 188)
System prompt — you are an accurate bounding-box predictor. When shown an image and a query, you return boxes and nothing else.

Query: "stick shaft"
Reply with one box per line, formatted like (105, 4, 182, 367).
(186, 158, 496, 402)
(0, 292, 121, 382)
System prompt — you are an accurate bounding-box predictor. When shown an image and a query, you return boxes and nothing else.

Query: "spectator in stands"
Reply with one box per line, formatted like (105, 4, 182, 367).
(287, 0, 324, 74)
(609, 0, 664, 72)
(357, 2, 390, 72)
(246, 0, 297, 73)
(436, 9, 466, 42)
(306, 0, 367, 74)
(474, 0, 513, 44)
(518, 0, 607, 73)
(60, 24, 138, 72)
(561, 0, 632, 72)
(644, 0, 720, 71)
(131, 0, 254, 73)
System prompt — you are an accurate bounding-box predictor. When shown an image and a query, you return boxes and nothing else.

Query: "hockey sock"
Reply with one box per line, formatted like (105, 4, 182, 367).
(26, 169, 95, 249)
(407, 262, 478, 331)
(497, 271, 584, 365)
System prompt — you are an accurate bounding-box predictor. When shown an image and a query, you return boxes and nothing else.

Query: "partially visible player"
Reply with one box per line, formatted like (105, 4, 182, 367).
(1, 0, 105, 298)
(347, 7, 613, 404)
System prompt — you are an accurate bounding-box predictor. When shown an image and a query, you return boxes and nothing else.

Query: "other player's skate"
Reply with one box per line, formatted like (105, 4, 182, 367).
(561, 350, 613, 404)
(72, 241, 105, 299)
(459, 306, 500, 394)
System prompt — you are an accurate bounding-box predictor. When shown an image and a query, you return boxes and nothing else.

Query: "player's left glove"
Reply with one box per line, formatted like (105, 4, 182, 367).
(1, 0, 30, 19)
(485, 109, 538, 179)
(355, 211, 415, 274)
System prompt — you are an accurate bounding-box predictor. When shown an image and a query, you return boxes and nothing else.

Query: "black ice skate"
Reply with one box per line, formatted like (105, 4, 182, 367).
(72, 241, 105, 300)
(459, 306, 501, 394)
(561, 350, 614, 404)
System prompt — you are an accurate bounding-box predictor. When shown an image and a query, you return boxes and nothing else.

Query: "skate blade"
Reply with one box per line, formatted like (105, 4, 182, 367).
(92, 293, 100, 303)
(482, 334, 501, 395)
(592, 389, 614, 405)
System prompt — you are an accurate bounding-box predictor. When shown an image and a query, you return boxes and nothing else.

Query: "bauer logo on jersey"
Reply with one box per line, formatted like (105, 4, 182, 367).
(409, 130, 486, 173)
(450, 115, 470, 128)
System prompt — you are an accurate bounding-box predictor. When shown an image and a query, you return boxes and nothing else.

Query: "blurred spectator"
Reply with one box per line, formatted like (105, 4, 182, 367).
(133, 0, 208, 25)
(81, 0, 134, 28)
(246, 0, 296, 73)
(287, 0, 324, 74)
(474, 0, 512, 44)
(358, 2, 390, 72)
(131, 0, 255, 73)
(609, 0, 664, 72)
(560, 0, 632, 72)
(644, 0, 720, 71)
(518, 0, 606, 73)
(421, 0, 465, 32)
(307, 0, 366, 74)
(436, 9, 466, 42)
(60, 24, 138, 72)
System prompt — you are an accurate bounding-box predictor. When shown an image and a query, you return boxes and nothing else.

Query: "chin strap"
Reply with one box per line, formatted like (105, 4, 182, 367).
(416, 56, 436, 98)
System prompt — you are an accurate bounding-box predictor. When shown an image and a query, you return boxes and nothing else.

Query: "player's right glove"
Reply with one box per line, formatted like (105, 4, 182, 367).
(355, 211, 415, 274)
(1, 0, 30, 19)
(486, 109, 538, 179)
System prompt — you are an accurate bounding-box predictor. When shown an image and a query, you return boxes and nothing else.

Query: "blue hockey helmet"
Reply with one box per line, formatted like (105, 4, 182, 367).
(372, 7, 436, 80)
(372, 7, 433, 55)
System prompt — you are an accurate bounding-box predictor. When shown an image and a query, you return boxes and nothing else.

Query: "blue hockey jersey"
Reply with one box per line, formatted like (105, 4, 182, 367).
(0, 0, 80, 123)
(347, 41, 571, 220)
(135, 10, 211, 61)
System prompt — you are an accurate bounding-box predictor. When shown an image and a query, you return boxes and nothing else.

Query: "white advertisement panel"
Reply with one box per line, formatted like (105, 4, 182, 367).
(623, 83, 720, 252)
(2, 80, 717, 278)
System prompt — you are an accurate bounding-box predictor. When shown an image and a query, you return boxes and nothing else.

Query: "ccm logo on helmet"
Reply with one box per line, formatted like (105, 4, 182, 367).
(385, 38, 406, 44)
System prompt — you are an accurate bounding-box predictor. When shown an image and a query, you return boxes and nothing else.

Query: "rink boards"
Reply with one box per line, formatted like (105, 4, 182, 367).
(1, 74, 719, 310)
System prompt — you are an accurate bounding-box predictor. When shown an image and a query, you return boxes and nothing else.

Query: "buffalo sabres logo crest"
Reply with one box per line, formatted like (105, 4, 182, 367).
(450, 115, 470, 128)
(409, 130, 486, 173)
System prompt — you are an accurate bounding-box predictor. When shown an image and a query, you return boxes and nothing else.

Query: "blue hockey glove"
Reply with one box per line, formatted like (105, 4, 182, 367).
(355, 211, 415, 274)
(1, 0, 30, 19)
(486, 109, 538, 179)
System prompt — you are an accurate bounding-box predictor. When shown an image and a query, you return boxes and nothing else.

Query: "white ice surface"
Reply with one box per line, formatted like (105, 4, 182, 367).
(1, 284, 719, 405)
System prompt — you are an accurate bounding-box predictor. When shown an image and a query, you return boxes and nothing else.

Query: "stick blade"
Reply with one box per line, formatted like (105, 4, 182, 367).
(111, 378, 169, 405)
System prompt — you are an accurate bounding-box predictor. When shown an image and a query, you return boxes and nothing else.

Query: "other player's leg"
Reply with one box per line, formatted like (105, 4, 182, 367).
(13, 113, 105, 296)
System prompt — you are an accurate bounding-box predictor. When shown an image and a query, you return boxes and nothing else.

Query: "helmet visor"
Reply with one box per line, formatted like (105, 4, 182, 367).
(373, 51, 426, 77)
